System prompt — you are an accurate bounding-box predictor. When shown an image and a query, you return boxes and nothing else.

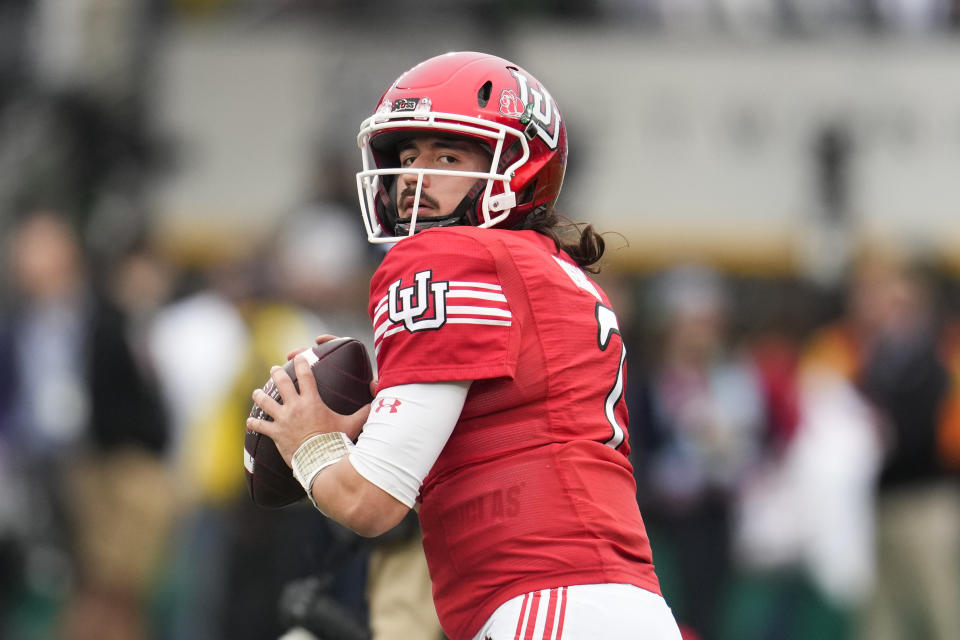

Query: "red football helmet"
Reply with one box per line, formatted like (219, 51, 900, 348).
(356, 51, 567, 243)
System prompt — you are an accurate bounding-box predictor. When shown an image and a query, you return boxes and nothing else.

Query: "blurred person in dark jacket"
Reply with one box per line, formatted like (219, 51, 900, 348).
(632, 264, 768, 640)
(802, 249, 960, 640)
(0, 210, 175, 640)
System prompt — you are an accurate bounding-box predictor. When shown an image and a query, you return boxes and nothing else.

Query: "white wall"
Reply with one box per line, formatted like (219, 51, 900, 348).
(148, 23, 960, 272)
(517, 29, 960, 271)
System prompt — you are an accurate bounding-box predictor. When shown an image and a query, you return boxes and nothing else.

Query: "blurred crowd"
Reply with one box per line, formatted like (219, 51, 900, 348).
(0, 202, 382, 640)
(5, 204, 960, 640)
(1, 2, 960, 640)
(618, 255, 960, 640)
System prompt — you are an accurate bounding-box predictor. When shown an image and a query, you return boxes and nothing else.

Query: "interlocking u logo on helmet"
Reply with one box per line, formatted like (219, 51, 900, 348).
(507, 69, 561, 150)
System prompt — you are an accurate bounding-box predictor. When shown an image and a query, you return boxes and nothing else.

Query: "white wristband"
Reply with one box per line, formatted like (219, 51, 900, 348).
(291, 432, 354, 509)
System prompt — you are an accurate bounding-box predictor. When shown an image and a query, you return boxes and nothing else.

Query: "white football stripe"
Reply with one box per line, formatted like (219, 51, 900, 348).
(301, 347, 319, 366)
(244, 448, 255, 473)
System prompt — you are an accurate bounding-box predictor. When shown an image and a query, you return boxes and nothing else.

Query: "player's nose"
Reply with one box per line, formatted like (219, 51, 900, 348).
(399, 170, 429, 191)
(400, 157, 432, 188)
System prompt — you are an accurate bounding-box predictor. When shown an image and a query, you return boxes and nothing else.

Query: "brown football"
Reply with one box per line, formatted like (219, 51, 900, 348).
(244, 337, 373, 508)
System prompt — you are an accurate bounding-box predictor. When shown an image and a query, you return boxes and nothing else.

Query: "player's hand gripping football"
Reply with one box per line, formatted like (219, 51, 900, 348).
(247, 335, 377, 468)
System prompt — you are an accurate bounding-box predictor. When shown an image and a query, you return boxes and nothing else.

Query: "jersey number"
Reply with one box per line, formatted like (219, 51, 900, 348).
(596, 303, 626, 449)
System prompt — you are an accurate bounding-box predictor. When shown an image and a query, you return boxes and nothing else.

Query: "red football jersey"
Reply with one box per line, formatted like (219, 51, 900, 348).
(369, 226, 661, 640)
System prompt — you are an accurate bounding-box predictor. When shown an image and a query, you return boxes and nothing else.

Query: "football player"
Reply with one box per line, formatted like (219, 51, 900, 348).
(249, 51, 681, 640)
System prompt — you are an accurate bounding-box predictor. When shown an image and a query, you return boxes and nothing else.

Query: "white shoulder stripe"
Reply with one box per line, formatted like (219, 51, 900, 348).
(373, 282, 506, 325)
(448, 281, 502, 291)
(445, 318, 512, 326)
(447, 290, 507, 303)
(375, 282, 499, 305)
(447, 306, 512, 318)
(374, 309, 511, 341)
(373, 301, 389, 326)
(373, 314, 513, 348)
(378, 324, 406, 342)
(372, 275, 511, 355)
(373, 320, 392, 342)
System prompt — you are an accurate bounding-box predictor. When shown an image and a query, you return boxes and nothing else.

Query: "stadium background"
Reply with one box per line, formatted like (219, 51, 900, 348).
(1, 1, 959, 639)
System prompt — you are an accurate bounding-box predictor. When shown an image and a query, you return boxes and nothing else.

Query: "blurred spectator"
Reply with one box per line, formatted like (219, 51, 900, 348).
(271, 148, 443, 640)
(132, 253, 251, 639)
(735, 323, 879, 635)
(632, 264, 769, 640)
(264, 201, 445, 640)
(144, 201, 379, 639)
(800, 250, 960, 640)
(144, 257, 326, 640)
(264, 203, 372, 337)
(0, 209, 175, 640)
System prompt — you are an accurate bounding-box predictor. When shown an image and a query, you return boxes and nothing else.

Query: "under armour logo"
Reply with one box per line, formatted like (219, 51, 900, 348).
(375, 398, 402, 414)
(388, 269, 449, 332)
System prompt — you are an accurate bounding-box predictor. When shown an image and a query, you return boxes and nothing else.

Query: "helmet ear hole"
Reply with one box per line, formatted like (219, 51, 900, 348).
(517, 181, 537, 206)
(477, 81, 493, 108)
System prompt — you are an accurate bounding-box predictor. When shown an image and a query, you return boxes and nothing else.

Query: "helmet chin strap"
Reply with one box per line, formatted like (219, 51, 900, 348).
(388, 178, 487, 236)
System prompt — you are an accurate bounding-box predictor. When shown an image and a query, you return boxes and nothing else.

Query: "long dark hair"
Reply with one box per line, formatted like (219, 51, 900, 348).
(514, 208, 607, 273)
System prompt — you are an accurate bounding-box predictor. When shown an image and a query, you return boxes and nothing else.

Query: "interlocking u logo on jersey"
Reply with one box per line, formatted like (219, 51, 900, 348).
(388, 269, 450, 332)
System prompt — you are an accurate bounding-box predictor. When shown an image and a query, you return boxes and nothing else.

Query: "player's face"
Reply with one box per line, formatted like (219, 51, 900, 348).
(394, 135, 490, 220)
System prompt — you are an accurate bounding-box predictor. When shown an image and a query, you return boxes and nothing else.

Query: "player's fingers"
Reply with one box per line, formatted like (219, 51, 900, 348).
(250, 387, 283, 421)
(292, 353, 320, 400)
(314, 334, 337, 345)
(369, 377, 378, 398)
(270, 364, 298, 402)
(246, 410, 276, 439)
(285, 346, 307, 361)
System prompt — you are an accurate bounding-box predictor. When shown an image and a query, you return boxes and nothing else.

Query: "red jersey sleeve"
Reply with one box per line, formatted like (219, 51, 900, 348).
(369, 229, 521, 389)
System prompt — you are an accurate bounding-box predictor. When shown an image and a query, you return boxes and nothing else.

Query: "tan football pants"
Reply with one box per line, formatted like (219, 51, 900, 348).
(366, 527, 445, 640)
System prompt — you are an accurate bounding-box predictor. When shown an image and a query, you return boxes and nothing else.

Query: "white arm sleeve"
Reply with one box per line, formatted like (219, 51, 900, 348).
(347, 381, 470, 508)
